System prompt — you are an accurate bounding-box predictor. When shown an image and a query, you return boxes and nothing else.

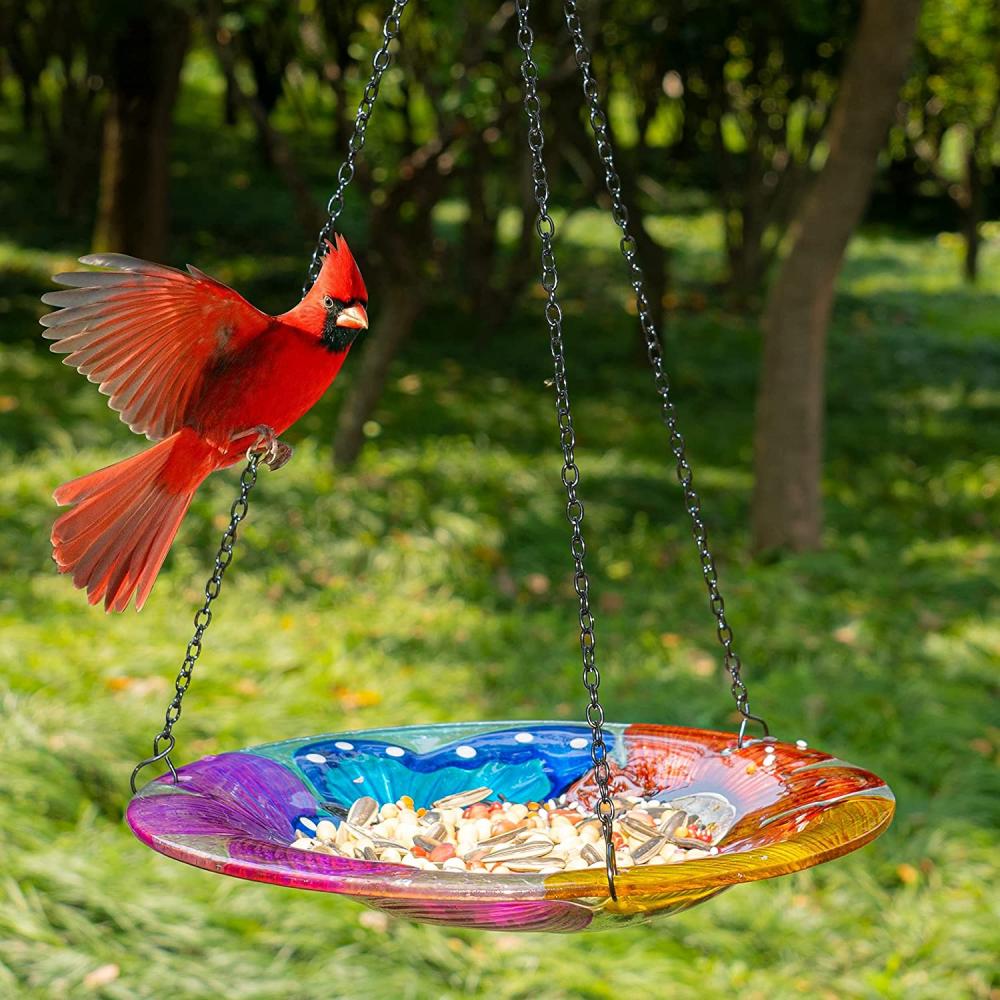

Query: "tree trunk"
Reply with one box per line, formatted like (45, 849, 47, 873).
(92, 3, 190, 259)
(464, 132, 500, 324)
(957, 123, 993, 285)
(332, 284, 423, 468)
(725, 124, 770, 307)
(961, 142, 983, 284)
(750, 0, 921, 553)
(726, 207, 768, 308)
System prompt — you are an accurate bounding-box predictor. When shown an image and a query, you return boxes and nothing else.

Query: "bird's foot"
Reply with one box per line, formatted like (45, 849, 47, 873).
(235, 425, 294, 471)
(263, 439, 293, 471)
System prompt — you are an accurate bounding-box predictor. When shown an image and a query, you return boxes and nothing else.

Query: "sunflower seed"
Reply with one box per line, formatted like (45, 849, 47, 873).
(507, 858, 564, 873)
(342, 821, 374, 842)
(659, 811, 688, 838)
(632, 835, 667, 865)
(621, 816, 659, 840)
(413, 835, 442, 852)
(477, 827, 522, 849)
(671, 836, 711, 850)
(347, 796, 378, 827)
(484, 841, 553, 863)
(371, 838, 407, 851)
(293, 791, 727, 873)
(432, 787, 493, 810)
(420, 822, 446, 842)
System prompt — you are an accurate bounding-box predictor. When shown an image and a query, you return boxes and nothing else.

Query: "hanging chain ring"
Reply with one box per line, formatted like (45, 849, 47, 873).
(129, 734, 177, 794)
(130, 454, 263, 795)
(515, 0, 618, 902)
(561, 0, 768, 748)
(303, 0, 410, 294)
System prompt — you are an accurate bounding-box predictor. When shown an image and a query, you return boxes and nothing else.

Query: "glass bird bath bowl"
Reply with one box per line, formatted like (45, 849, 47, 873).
(126, 721, 894, 932)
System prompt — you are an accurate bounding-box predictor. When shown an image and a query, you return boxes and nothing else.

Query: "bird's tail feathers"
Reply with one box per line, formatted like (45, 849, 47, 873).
(52, 430, 215, 612)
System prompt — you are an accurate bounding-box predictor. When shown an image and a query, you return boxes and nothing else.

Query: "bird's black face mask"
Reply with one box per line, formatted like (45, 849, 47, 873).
(321, 296, 368, 352)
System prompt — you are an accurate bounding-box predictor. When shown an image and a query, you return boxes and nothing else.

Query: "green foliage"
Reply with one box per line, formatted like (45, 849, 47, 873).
(606, 0, 859, 296)
(892, 0, 1000, 221)
(914, 0, 1000, 140)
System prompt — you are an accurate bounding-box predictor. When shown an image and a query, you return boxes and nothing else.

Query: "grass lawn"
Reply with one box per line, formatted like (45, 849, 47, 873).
(0, 66, 998, 1000)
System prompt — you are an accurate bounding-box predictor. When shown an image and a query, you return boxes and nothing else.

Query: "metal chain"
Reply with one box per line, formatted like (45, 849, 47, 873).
(132, 0, 411, 790)
(303, 0, 410, 294)
(130, 453, 262, 794)
(131, 2, 412, 789)
(514, 0, 618, 901)
(561, 0, 768, 747)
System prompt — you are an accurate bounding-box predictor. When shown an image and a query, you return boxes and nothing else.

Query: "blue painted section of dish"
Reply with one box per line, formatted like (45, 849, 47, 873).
(293, 723, 601, 813)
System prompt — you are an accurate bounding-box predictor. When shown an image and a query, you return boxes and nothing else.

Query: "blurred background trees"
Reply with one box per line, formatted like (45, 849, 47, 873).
(902, 0, 1000, 283)
(0, 0, 996, 551)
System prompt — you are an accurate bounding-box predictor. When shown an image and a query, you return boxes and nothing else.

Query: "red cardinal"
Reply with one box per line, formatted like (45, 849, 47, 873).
(44, 236, 368, 612)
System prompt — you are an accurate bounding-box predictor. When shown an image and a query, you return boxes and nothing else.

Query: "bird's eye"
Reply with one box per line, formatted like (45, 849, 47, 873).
(322, 295, 334, 309)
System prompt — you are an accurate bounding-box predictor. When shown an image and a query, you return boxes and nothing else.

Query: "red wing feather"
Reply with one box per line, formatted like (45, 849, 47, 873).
(41, 254, 272, 440)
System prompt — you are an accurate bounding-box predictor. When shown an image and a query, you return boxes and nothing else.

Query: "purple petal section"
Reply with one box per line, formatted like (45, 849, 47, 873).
(128, 752, 314, 846)
(225, 836, 398, 881)
(127, 791, 259, 843)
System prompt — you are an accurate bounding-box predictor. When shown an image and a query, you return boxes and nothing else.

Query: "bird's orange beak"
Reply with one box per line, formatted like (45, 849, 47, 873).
(336, 304, 368, 330)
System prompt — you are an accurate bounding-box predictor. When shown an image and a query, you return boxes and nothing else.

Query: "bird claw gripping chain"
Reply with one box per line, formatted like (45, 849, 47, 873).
(238, 424, 294, 471)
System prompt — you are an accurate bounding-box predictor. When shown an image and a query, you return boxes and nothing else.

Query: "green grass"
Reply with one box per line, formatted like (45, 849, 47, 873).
(1, 63, 999, 1000)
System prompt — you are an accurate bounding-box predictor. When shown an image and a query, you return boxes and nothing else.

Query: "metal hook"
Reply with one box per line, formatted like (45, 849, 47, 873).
(130, 734, 177, 795)
(737, 712, 770, 749)
(604, 837, 619, 902)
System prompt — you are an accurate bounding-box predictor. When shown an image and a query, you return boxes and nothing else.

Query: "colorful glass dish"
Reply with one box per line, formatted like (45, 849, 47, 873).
(126, 721, 895, 932)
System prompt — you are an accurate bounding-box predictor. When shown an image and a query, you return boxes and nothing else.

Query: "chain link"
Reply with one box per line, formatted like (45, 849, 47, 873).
(514, 0, 618, 900)
(303, 0, 411, 295)
(130, 454, 262, 794)
(561, 0, 768, 746)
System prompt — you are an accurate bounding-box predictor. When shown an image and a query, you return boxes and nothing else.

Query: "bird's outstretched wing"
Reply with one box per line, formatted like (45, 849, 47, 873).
(41, 254, 272, 441)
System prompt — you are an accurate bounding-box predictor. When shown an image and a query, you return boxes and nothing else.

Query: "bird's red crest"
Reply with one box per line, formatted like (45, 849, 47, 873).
(314, 235, 368, 304)
(281, 234, 368, 330)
